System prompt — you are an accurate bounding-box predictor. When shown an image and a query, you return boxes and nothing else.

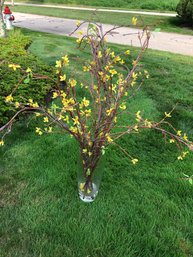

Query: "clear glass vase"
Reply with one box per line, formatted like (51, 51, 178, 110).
(77, 153, 104, 203)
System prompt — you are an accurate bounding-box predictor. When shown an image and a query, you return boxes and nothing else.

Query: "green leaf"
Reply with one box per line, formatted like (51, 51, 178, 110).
(154, 28, 161, 32)
(24, 77, 30, 84)
(189, 178, 193, 185)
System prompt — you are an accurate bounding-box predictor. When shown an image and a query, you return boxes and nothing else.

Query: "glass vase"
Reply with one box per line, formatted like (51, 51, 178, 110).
(77, 153, 104, 203)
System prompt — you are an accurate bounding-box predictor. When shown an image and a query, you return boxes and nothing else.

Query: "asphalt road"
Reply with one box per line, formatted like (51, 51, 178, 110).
(13, 12, 193, 57)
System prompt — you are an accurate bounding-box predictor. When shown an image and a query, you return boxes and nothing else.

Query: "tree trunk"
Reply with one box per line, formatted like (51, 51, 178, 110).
(0, 14, 5, 37)
(0, 0, 6, 38)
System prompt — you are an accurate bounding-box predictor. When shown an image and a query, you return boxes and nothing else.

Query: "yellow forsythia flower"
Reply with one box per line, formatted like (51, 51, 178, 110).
(83, 66, 90, 72)
(5, 95, 13, 103)
(131, 158, 138, 165)
(144, 70, 149, 79)
(120, 103, 126, 110)
(76, 38, 81, 44)
(125, 50, 130, 55)
(79, 182, 85, 191)
(88, 141, 93, 147)
(109, 69, 117, 76)
(43, 117, 49, 123)
(112, 84, 117, 93)
(85, 109, 91, 117)
(105, 75, 110, 81)
(114, 56, 121, 62)
(62, 55, 69, 66)
(63, 115, 69, 123)
(55, 60, 62, 68)
(8, 64, 21, 71)
(136, 111, 141, 121)
(134, 125, 139, 132)
(119, 59, 125, 65)
(169, 139, 175, 143)
(73, 116, 79, 125)
(98, 71, 104, 77)
(183, 133, 188, 141)
(106, 108, 113, 116)
(60, 75, 66, 81)
(107, 135, 113, 143)
(132, 72, 138, 80)
(131, 17, 137, 26)
(32, 102, 39, 108)
(131, 81, 136, 87)
(81, 97, 90, 107)
(87, 188, 91, 194)
(105, 65, 109, 71)
(164, 112, 171, 118)
(52, 92, 58, 99)
(98, 51, 102, 58)
(0, 140, 4, 146)
(182, 151, 189, 157)
(93, 85, 98, 91)
(177, 130, 182, 136)
(110, 52, 115, 58)
(144, 119, 152, 128)
(48, 127, 53, 133)
(69, 78, 77, 87)
(35, 127, 43, 136)
(15, 102, 20, 108)
(58, 114, 64, 121)
(26, 67, 32, 73)
(76, 20, 81, 26)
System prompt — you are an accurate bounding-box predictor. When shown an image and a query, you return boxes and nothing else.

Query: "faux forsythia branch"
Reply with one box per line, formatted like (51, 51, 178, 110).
(0, 20, 192, 189)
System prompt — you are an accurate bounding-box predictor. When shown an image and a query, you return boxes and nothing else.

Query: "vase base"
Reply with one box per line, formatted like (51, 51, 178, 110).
(78, 183, 98, 203)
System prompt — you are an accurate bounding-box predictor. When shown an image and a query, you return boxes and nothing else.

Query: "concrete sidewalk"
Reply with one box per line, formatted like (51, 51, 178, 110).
(13, 12, 193, 57)
(6, 2, 177, 17)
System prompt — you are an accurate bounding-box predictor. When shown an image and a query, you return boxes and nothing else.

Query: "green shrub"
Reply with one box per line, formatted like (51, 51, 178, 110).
(0, 30, 54, 124)
(176, 0, 193, 25)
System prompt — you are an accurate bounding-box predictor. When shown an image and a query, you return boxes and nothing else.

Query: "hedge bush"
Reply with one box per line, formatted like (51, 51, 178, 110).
(176, 0, 193, 25)
(0, 30, 54, 124)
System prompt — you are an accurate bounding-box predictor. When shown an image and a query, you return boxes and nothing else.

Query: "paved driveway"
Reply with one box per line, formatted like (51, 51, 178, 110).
(13, 12, 193, 56)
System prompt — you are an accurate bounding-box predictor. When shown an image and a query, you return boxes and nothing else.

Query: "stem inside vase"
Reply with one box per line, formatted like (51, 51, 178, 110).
(77, 153, 104, 202)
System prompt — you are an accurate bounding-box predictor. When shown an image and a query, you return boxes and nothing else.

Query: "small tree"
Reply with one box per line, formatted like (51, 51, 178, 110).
(0, 0, 5, 37)
(177, 0, 193, 25)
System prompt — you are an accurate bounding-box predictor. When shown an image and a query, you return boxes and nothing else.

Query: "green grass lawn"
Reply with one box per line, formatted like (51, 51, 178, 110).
(12, 5, 193, 36)
(0, 30, 193, 256)
(14, 0, 179, 11)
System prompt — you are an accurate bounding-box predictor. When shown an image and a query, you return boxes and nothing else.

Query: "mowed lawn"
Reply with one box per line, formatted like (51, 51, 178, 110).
(14, 0, 179, 11)
(0, 30, 193, 257)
